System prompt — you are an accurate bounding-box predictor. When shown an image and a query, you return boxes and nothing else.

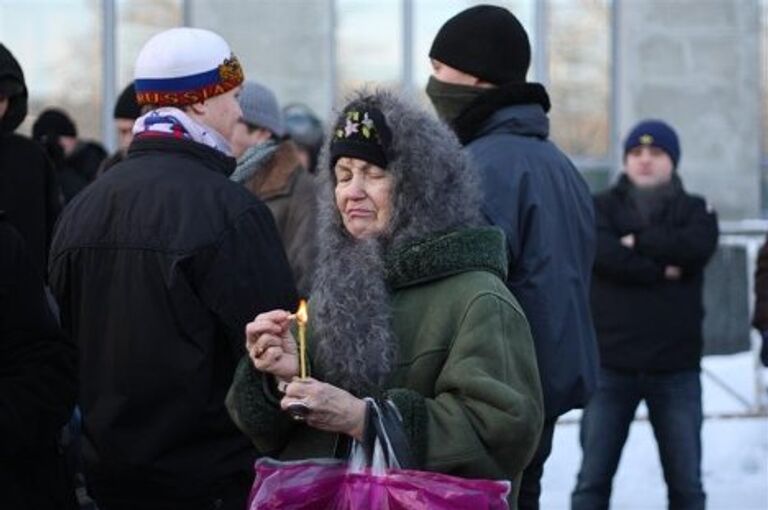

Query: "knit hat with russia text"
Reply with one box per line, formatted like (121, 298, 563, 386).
(134, 27, 244, 107)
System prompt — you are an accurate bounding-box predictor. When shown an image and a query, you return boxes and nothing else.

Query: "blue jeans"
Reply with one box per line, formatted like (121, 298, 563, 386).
(571, 368, 705, 510)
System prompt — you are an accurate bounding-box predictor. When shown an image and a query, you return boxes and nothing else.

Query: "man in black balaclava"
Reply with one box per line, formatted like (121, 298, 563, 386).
(426, 6, 599, 509)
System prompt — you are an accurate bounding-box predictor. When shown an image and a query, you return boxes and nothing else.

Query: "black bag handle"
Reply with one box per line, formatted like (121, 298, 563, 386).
(364, 398, 416, 470)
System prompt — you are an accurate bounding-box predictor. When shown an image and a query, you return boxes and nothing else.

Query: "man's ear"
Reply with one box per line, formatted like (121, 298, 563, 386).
(187, 101, 207, 116)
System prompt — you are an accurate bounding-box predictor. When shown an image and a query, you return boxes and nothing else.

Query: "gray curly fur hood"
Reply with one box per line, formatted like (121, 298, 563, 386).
(309, 89, 481, 394)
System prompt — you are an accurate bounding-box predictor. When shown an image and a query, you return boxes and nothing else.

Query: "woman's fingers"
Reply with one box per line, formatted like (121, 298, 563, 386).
(245, 310, 292, 343)
(283, 378, 317, 399)
(252, 346, 284, 369)
(280, 381, 365, 437)
(245, 319, 282, 341)
(250, 334, 283, 357)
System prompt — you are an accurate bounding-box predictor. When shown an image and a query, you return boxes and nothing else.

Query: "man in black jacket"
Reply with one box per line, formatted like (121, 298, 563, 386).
(572, 120, 718, 510)
(49, 28, 297, 510)
(426, 7, 598, 508)
(1, 214, 78, 510)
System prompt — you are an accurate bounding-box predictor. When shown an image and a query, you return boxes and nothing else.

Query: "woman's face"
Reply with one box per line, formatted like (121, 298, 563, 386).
(334, 157, 394, 239)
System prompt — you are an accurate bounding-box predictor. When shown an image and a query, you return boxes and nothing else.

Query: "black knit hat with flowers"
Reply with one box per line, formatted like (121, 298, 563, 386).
(330, 98, 392, 171)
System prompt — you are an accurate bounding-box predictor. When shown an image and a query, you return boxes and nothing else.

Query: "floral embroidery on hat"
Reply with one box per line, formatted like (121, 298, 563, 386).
(361, 113, 375, 138)
(344, 118, 359, 137)
(334, 110, 381, 142)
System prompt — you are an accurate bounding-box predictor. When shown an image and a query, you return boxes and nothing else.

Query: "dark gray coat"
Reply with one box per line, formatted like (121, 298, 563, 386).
(464, 103, 598, 419)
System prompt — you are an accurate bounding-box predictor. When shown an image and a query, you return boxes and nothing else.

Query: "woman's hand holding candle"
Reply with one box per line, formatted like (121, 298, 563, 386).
(245, 310, 299, 381)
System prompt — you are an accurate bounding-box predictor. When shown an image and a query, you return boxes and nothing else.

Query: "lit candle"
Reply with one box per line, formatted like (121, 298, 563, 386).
(296, 299, 308, 379)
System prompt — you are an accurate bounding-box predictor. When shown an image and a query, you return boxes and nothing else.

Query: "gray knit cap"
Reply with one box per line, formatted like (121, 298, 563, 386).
(237, 80, 285, 137)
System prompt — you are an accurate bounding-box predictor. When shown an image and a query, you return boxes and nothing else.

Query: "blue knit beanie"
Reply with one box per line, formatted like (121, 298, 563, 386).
(623, 119, 680, 169)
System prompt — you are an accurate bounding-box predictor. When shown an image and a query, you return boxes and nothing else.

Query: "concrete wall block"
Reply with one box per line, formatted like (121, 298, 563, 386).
(688, 35, 744, 78)
(189, 0, 334, 117)
(638, 36, 688, 76)
(618, 0, 762, 219)
(627, 0, 739, 30)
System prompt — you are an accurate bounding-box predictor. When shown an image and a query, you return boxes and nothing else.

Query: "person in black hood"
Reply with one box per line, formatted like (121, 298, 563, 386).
(0, 43, 62, 279)
(571, 120, 717, 510)
(32, 108, 106, 199)
(426, 6, 599, 509)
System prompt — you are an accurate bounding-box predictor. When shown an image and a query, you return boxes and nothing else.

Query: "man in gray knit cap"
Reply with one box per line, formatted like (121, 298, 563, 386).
(230, 81, 317, 297)
(230, 80, 284, 158)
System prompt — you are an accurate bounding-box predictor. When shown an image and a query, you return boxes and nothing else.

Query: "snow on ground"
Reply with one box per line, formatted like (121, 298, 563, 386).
(541, 351, 768, 509)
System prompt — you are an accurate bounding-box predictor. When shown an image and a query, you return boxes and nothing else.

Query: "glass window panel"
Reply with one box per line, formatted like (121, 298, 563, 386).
(761, 0, 767, 216)
(188, 0, 334, 121)
(413, 0, 534, 105)
(0, 0, 102, 140)
(336, 0, 402, 98)
(116, 0, 183, 92)
(762, 0, 767, 161)
(547, 0, 611, 160)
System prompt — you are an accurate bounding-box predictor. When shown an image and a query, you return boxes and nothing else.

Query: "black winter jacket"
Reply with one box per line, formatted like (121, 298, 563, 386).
(592, 174, 719, 372)
(0, 44, 61, 278)
(49, 135, 297, 506)
(0, 216, 78, 510)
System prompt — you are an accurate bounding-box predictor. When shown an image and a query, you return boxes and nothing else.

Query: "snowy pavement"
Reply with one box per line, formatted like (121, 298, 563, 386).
(541, 351, 768, 510)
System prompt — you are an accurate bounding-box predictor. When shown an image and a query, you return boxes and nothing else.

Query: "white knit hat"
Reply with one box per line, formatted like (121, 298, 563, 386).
(134, 27, 244, 107)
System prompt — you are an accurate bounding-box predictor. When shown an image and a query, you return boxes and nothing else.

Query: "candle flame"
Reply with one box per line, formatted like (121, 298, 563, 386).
(296, 299, 308, 325)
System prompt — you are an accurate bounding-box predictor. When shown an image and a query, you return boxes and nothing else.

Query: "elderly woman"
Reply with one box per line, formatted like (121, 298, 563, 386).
(226, 90, 543, 506)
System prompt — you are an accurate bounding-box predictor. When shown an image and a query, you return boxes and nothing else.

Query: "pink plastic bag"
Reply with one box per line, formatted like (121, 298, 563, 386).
(247, 457, 511, 510)
(248, 399, 510, 509)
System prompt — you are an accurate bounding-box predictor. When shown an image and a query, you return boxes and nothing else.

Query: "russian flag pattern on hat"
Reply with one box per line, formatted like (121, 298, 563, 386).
(134, 27, 244, 107)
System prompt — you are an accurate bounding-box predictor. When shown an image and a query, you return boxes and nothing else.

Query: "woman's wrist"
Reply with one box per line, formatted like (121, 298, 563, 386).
(346, 397, 368, 441)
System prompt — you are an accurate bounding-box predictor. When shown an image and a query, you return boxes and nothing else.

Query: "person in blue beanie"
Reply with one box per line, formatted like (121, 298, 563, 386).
(571, 119, 719, 510)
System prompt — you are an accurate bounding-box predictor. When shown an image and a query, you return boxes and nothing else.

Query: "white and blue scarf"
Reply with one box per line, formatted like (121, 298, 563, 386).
(132, 107, 233, 156)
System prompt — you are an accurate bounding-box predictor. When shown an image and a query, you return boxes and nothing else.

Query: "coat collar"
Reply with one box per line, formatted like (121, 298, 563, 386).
(385, 227, 508, 290)
(126, 136, 236, 178)
(452, 82, 550, 144)
(239, 141, 304, 199)
(613, 173, 684, 198)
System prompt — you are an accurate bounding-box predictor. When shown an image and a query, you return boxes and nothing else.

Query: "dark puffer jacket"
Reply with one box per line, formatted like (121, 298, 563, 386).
(591, 174, 719, 372)
(49, 135, 297, 507)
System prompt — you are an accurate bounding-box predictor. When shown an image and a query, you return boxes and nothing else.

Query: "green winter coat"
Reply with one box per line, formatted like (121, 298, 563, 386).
(226, 227, 544, 507)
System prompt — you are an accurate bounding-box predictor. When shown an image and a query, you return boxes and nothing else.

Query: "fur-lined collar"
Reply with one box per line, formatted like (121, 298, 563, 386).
(385, 227, 507, 290)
